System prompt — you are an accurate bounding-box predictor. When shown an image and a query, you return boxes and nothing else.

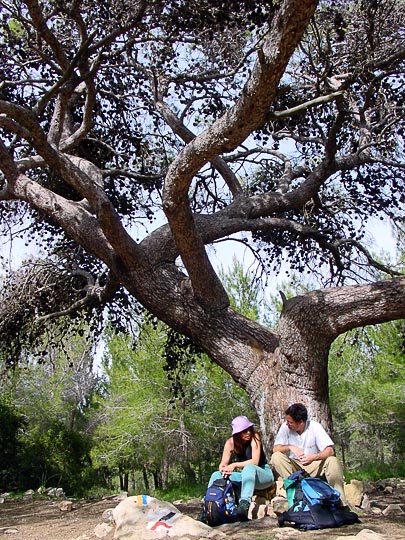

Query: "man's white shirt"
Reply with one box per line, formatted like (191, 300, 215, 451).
(274, 420, 334, 459)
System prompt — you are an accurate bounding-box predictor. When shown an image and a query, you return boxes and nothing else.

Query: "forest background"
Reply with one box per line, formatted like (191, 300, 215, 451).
(1, 257, 404, 499)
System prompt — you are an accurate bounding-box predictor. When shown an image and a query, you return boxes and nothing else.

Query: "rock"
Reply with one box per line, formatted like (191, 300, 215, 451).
(275, 480, 286, 497)
(112, 495, 220, 539)
(384, 486, 393, 494)
(356, 529, 384, 540)
(249, 499, 268, 520)
(271, 496, 288, 515)
(266, 504, 278, 518)
(46, 487, 65, 497)
(94, 522, 113, 538)
(335, 529, 383, 540)
(101, 508, 114, 522)
(360, 493, 371, 511)
(345, 479, 364, 507)
(382, 503, 404, 516)
(374, 480, 386, 491)
(0, 497, 4, 504)
(59, 500, 73, 512)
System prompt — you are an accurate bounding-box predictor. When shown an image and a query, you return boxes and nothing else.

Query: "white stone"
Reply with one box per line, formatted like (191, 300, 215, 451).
(357, 529, 384, 540)
(360, 493, 370, 511)
(112, 495, 221, 539)
(370, 507, 382, 515)
(345, 479, 364, 507)
(58, 500, 73, 512)
(276, 480, 286, 497)
(101, 508, 114, 521)
(272, 496, 289, 515)
(382, 503, 404, 516)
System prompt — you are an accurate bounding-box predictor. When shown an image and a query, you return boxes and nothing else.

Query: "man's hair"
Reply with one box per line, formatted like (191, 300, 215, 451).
(285, 403, 308, 422)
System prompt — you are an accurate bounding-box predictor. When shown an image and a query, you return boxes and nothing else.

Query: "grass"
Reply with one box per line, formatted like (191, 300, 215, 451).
(153, 482, 206, 502)
(344, 462, 405, 482)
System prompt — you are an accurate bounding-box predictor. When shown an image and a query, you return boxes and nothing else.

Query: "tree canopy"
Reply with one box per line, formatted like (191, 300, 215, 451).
(0, 0, 404, 443)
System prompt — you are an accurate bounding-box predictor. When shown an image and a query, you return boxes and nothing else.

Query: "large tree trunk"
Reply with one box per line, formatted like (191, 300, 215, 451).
(114, 260, 405, 453)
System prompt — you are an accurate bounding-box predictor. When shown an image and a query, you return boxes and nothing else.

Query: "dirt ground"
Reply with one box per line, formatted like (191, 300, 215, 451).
(0, 497, 115, 540)
(0, 489, 404, 540)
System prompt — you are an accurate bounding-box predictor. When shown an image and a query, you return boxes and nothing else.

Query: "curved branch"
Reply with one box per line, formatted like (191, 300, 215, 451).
(163, 0, 319, 309)
(0, 105, 145, 269)
(155, 97, 244, 197)
(268, 90, 344, 120)
(26, 0, 70, 71)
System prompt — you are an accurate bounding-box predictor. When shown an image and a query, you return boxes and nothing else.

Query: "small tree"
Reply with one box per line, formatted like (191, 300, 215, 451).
(329, 321, 405, 474)
(92, 320, 255, 491)
(0, 328, 100, 494)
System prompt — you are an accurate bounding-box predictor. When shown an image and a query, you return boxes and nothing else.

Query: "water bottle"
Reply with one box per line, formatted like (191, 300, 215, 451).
(225, 493, 235, 514)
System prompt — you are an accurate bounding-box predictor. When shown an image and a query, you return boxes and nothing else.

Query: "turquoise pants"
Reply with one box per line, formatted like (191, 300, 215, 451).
(208, 464, 274, 503)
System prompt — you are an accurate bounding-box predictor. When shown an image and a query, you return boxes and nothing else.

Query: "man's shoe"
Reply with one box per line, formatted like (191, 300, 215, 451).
(236, 498, 250, 521)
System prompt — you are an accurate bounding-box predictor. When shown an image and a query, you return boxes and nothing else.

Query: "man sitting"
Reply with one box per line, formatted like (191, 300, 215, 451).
(270, 403, 349, 507)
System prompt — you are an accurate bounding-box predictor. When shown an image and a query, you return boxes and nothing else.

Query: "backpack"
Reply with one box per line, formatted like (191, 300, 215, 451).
(278, 470, 360, 531)
(202, 477, 239, 526)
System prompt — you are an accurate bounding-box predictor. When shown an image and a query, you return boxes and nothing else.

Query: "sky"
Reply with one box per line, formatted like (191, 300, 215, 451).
(1, 214, 397, 280)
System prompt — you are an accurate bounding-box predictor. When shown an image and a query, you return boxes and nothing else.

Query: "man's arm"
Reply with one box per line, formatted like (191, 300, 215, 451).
(273, 443, 306, 457)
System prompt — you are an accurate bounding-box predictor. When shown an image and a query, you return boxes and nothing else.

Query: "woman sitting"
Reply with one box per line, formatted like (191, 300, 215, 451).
(207, 415, 274, 520)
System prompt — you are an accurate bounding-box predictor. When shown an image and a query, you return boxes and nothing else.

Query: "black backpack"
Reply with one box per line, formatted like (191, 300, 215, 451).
(202, 477, 239, 526)
(278, 470, 360, 531)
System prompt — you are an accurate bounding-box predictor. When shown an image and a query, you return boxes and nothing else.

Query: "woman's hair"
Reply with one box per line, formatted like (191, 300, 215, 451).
(232, 427, 261, 456)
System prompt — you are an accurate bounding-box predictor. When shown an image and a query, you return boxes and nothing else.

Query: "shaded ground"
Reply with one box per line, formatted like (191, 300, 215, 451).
(0, 487, 404, 540)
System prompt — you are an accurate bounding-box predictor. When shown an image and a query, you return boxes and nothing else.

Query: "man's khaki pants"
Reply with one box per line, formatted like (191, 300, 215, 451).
(270, 451, 348, 505)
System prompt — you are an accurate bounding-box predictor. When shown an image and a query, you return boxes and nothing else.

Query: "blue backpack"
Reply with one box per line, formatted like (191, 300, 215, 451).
(278, 470, 360, 530)
(203, 477, 239, 526)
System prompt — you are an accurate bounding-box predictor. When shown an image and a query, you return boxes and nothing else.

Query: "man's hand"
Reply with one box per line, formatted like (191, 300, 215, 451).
(298, 454, 315, 465)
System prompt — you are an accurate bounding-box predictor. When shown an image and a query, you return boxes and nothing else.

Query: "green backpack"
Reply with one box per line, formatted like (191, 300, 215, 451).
(279, 470, 360, 531)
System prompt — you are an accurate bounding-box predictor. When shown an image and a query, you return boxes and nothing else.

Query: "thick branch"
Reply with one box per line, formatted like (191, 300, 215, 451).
(280, 277, 405, 348)
(163, 0, 319, 309)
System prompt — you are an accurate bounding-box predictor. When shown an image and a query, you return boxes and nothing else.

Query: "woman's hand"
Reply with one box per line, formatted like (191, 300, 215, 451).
(219, 462, 236, 476)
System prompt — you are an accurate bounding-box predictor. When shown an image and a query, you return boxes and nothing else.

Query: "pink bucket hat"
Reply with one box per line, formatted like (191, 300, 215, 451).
(231, 415, 254, 435)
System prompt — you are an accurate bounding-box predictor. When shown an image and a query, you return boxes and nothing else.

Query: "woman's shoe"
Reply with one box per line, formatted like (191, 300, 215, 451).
(236, 498, 250, 521)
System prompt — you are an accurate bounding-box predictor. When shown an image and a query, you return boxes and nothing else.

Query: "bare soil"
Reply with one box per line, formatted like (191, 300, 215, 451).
(0, 497, 115, 540)
(0, 488, 404, 540)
